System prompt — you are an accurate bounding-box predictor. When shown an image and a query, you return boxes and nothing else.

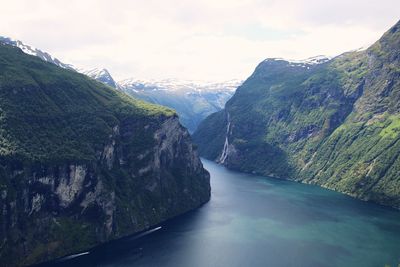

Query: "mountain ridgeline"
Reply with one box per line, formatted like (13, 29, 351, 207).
(0, 43, 210, 266)
(194, 20, 400, 208)
(80, 68, 118, 88)
(0, 36, 75, 70)
(66, 69, 239, 133)
(0, 36, 239, 134)
(117, 79, 239, 133)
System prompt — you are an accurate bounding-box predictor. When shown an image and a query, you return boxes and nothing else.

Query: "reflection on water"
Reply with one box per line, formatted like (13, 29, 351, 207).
(38, 159, 400, 267)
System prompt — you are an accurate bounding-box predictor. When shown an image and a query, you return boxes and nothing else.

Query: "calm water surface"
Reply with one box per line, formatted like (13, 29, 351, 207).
(39, 159, 400, 267)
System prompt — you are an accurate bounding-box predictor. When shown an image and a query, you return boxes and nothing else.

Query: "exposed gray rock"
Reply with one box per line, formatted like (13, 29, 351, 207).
(0, 116, 210, 267)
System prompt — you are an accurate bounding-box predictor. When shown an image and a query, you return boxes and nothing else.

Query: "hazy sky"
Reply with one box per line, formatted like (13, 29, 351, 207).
(1, 0, 399, 81)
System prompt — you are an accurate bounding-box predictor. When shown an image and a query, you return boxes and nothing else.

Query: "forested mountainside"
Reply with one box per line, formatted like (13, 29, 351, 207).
(194, 20, 400, 208)
(0, 42, 210, 266)
(0, 36, 239, 133)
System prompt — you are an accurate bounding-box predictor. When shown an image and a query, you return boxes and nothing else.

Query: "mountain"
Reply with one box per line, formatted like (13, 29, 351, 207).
(118, 79, 240, 132)
(194, 20, 400, 208)
(0, 42, 210, 266)
(77, 72, 239, 133)
(0, 36, 238, 133)
(80, 68, 118, 88)
(0, 36, 117, 90)
(0, 36, 75, 70)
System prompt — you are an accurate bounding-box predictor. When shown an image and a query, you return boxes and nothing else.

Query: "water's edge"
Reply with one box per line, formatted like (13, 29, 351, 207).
(34, 158, 400, 267)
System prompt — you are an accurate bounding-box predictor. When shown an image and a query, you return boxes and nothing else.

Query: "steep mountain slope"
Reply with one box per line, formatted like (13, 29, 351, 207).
(0, 36, 75, 70)
(0, 43, 210, 266)
(118, 79, 240, 132)
(0, 37, 238, 133)
(0, 36, 117, 90)
(80, 68, 118, 88)
(194, 20, 400, 208)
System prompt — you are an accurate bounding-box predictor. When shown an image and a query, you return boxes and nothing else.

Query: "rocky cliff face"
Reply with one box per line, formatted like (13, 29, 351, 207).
(0, 43, 210, 266)
(194, 20, 400, 208)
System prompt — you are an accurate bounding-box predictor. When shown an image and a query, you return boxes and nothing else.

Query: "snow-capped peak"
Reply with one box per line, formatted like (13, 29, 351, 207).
(117, 78, 242, 93)
(0, 36, 75, 70)
(79, 68, 110, 79)
(264, 55, 331, 66)
(78, 68, 117, 88)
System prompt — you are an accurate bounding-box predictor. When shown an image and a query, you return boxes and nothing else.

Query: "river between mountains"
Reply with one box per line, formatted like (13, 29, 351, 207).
(38, 159, 400, 267)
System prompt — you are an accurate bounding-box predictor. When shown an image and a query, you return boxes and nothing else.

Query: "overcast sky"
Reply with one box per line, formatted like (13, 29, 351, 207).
(1, 0, 399, 81)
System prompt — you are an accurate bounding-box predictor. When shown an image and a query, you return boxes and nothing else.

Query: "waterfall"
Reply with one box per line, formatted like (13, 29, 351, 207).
(218, 113, 230, 164)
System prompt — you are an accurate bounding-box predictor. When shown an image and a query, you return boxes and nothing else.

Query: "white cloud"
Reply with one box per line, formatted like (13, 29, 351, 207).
(0, 0, 399, 81)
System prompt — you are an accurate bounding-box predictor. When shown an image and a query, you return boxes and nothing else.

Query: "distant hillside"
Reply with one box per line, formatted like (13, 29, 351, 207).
(118, 79, 240, 132)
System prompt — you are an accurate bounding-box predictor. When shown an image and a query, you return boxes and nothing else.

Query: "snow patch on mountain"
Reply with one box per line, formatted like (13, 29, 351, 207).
(264, 55, 331, 67)
(78, 68, 117, 88)
(352, 46, 369, 53)
(117, 78, 241, 93)
(0, 36, 75, 70)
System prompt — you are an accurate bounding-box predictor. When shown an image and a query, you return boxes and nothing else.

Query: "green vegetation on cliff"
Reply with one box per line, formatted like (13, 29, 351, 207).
(194, 20, 400, 208)
(0, 43, 210, 267)
(0, 44, 174, 163)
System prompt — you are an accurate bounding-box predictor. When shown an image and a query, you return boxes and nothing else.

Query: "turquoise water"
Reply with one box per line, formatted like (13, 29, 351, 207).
(39, 159, 400, 267)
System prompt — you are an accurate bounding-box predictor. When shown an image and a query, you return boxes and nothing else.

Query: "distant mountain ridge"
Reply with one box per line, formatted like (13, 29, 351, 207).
(79, 68, 118, 88)
(79, 68, 241, 133)
(117, 78, 240, 132)
(118, 78, 240, 92)
(264, 55, 331, 66)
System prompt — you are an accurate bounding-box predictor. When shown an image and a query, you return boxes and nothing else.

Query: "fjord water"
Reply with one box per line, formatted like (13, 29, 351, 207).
(41, 160, 400, 267)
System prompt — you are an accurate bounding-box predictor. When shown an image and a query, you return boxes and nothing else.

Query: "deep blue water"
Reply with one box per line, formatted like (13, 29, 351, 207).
(39, 159, 400, 267)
